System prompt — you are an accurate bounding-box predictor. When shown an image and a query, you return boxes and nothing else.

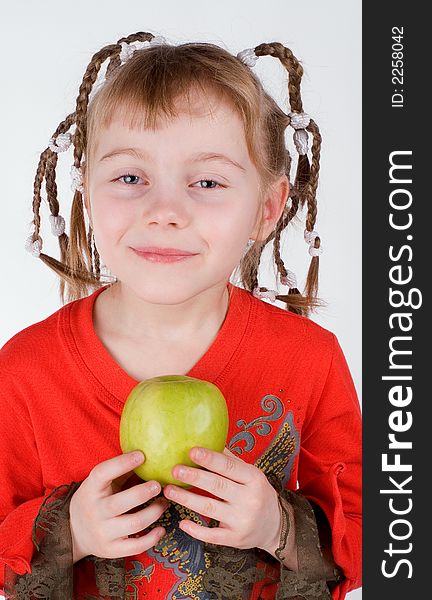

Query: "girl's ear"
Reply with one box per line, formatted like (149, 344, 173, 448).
(252, 175, 289, 242)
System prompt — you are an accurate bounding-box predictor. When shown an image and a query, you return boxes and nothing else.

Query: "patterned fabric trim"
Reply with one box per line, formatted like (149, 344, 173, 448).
(268, 473, 344, 600)
(4, 481, 82, 599)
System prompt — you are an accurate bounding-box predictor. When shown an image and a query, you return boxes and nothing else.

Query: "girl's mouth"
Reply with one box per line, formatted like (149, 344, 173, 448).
(132, 249, 197, 263)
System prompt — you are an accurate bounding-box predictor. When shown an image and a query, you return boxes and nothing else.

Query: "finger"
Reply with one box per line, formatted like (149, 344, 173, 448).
(179, 519, 230, 545)
(107, 480, 162, 517)
(90, 451, 145, 494)
(163, 484, 228, 523)
(223, 447, 244, 461)
(189, 447, 252, 484)
(111, 525, 166, 558)
(113, 497, 169, 538)
(169, 464, 237, 503)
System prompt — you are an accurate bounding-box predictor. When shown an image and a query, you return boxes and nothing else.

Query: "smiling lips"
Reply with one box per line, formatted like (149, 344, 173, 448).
(132, 246, 198, 263)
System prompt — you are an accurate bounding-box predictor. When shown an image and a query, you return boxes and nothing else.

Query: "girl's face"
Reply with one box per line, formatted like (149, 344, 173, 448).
(84, 92, 286, 304)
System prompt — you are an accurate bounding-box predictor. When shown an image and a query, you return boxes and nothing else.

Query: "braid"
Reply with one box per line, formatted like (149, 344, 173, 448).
(87, 227, 94, 275)
(27, 37, 139, 303)
(106, 32, 154, 79)
(255, 42, 311, 208)
(93, 237, 101, 278)
(302, 119, 322, 301)
(30, 114, 76, 250)
(255, 43, 304, 110)
(68, 44, 116, 285)
(73, 32, 155, 160)
(273, 196, 302, 286)
(44, 155, 59, 215)
(73, 45, 118, 163)
(30, 148, 49, 247)
(239, 41, 325, 317)
(65, 32, 157, 299)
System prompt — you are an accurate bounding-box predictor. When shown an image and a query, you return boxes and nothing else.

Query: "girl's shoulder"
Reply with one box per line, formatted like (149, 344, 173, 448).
(0, 301, 72, 377)
(247, 290, 336, 356)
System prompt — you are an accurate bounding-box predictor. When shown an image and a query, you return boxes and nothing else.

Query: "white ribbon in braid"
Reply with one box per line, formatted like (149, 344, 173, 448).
(236, 48, 259, 67)
(70, 165, 84, 194)
(25, 234, 43, 258)
(252, 288, 278, 303)
(304, 229, 323, 257)
(48, 132, 72, 153)
(251, 270, 298, 304)
(25, 214, 66, 258)
(119, 35, 166, 63)
(49, 215, 66, 236)
(288, 111, 311, 156)
(25, 171, 79, 255)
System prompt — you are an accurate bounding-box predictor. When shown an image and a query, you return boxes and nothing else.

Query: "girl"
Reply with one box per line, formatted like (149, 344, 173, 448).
(0, 31, 362, 600)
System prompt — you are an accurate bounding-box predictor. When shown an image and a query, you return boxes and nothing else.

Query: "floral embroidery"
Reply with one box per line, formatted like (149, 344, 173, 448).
(145, 501, 212, 599)
(124, 561, 155, 598)
(254, 412, 299, 488)
(229, 393, 285, 454)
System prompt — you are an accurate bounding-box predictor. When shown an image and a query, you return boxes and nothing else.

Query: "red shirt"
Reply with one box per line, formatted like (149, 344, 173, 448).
(0, 282, 362, 599)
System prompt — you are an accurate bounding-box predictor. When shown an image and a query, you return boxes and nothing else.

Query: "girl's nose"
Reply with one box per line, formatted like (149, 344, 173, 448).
(140, 188, 190, 228)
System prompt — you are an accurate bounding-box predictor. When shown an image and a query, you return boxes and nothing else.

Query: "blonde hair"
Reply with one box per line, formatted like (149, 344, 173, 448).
(30, 32, 325, 316)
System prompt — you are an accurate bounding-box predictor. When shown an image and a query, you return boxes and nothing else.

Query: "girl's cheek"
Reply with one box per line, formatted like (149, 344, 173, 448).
(101, 183, 132, 197)
(93, 199, 128, 229)
(94, 187, 143, 211)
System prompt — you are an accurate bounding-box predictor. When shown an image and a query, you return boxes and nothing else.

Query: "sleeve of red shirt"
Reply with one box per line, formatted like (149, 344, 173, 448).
(297, 332, 362, 600)
(0, 376, 46, 595)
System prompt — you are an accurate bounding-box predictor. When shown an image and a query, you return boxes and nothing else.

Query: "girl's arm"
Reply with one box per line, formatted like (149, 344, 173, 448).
(0, 375, 80, 597)
(256, 332, 361, 600)
(263, 489, 344, 581)
(289, 332, 362, 600)
(1, 483, 81, 597)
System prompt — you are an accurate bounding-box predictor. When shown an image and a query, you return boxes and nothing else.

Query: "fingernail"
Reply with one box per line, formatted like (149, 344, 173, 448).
(132, 451, 145, 463)
(151, 482, 161, 494)
(177, 467, 186, 479)
(193, 447, 205, 460)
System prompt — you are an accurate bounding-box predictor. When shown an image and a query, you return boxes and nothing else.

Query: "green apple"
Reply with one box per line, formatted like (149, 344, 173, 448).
(119, 374, 229, 488)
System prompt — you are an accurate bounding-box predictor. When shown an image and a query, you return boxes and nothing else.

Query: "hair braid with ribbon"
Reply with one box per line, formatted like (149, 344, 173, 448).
(237, 41, 324, 315)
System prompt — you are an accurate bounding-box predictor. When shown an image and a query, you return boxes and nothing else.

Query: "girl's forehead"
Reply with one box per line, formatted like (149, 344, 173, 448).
(108, 96, 240, 131)
(92, 101, 247, 155)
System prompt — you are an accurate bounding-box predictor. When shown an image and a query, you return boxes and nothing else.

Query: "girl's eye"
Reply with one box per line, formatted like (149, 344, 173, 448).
(193, 179, 223, 189)
(117, 173, 143, 185)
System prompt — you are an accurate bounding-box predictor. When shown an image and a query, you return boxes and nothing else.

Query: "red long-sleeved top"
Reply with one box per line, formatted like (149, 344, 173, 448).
(0, 282, 362, 598)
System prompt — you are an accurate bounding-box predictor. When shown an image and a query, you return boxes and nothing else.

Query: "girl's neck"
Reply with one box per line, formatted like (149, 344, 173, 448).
(94, 281, 230, 345)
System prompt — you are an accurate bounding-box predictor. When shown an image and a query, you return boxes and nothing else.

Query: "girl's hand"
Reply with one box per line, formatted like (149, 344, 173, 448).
(162, 447, 282, 554)
(69, 451, 169, 562)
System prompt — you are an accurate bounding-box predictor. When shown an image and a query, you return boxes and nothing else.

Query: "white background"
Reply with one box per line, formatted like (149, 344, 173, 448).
(0, 1, 361, 598)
